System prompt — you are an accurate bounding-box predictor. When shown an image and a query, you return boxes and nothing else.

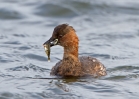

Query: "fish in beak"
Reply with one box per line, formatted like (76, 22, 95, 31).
(43, 44, 51, 62)
(43, 38, 58, 62)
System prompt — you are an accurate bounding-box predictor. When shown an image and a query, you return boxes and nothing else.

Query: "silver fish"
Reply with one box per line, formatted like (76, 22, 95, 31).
(44, 44, 50, 62)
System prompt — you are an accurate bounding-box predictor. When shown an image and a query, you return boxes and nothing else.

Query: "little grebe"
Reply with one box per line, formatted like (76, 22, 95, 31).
(43, 24, 106, 77)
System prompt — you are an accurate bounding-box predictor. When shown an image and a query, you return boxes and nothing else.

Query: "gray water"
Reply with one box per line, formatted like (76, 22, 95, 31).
(0, 0, 139, 99)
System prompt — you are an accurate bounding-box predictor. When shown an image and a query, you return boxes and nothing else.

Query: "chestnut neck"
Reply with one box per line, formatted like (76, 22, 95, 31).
(63, 43, 79, 59)
(62, 33, 79, 59)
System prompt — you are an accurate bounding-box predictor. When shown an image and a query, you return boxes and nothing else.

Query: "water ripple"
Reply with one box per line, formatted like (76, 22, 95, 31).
(18, 46, 31, 50)
(12, 34, 27, 37)
(0, 8, 24, 20)
(105, 65, 139, 80)
(34, 3, 78, 18)
(7, 64, 49, 72)
(108, 65, 139, 72)
(3, 41, 21, 45)
(23, 53, 47, 61)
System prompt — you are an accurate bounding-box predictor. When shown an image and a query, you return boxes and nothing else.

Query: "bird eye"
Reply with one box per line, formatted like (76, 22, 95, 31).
(59, 35, 63, 37)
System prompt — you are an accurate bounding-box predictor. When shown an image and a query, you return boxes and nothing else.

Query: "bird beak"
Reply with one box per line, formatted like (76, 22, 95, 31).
(43, 38, 58, 47)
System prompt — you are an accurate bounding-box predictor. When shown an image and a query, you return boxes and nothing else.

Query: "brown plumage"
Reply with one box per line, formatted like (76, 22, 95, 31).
(43, 24, 106, 77)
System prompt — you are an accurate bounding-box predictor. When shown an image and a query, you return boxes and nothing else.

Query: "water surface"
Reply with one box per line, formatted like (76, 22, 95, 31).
(0, 0, 139, 99)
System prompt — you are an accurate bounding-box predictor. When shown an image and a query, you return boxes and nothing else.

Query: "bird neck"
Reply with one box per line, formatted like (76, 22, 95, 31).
(63, 44, 78, 59)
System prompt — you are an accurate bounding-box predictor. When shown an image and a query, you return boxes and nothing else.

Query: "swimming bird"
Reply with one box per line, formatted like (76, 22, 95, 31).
(43, 24, 106, 77)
